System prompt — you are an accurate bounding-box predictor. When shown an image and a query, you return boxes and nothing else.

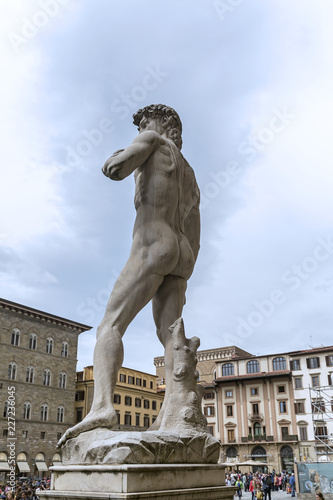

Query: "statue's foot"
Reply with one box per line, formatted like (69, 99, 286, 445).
(57, 408, 117, 447)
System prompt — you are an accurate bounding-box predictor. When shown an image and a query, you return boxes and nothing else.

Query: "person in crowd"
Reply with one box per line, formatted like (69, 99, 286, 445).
(249, 476, 256, 500)
(316, 493, 324, 500)
(263, 474, 272, 500)
(289, 472, 296, 497)
(235, 478, 243, 498)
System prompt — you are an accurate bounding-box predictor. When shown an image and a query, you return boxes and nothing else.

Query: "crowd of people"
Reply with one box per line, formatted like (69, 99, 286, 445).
(0, 479, 50, 500)
(225, 471, 297, 499)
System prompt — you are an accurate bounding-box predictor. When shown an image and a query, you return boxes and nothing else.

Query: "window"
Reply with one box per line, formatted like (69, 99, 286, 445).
(247, 360, 260, 374)
(75, 391, 85, 401)
(3, 402, 8, 418)
(325, 355, 333, 367)
(294, 401, 305, 414)
(251, 388, 258, 396)
(152, 401, 157, 410)
(61, 342, 68, 357)
(23, 431, 28, 438)
(29, 333, 37, 350)
(312, 400, 325, 413)
(278, 385, 286, 393)
(26, 366, 34, 383)
(143, 399, 150, 409)
(143, 415, 150, 427)
(222, 363, 234, 376)
(41, 432, 45, 439)
(59, 372, 67, 389)
(76, 409, 83, 422)
(142, 379, 147, 387)
(300, 427, 308, 441)
(227, 429, 235, 443)
(8, 362, 16, 380)
(23, 402, 31, 420)
(225, 390, 233, 398)
(254, 422, 262, 436)
(40, 404, 48, 421)
(279, 401, 287, 413)
(135, 413, 140, 426)
(116, 411, 120, 424)
(281, 427, 289, 439)
(295, 377, 303, 389)
(125, 396, 132, 406)
(204, 392, 215, 399)
(204, 406, 215, 416)
(119, 373, 126, 383)
(128, 376, 134, 384)
(307, 357, 320, 369)
(226, 405, 233, 416)
(11, 328, 20, 346)
(290, 359, 300, 370)
(328, 374, 332, 386)
(57, 406, 64, 423)
(152, 415, 157, 423)
(252, 403, 259, 415)
(135, 398, 141, 408)
(208, 426, 214, 436)
(136, 378, 142, 386)
(113, 394, 121, 405)
(124, 413, 132, 425)
(315, 426, 328, 439)
(273, 357, 286, 371)
(312, 375, 320, 387)
(150, 381, 153, 389)
(46, 337, 53, 354)
(43, 369, 51, 386)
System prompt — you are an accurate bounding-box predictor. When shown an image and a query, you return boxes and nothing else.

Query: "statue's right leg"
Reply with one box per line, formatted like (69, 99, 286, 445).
(58, 253, 165, 446)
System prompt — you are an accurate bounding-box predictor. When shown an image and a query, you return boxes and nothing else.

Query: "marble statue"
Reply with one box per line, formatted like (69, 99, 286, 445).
(58, 104, 201, 447)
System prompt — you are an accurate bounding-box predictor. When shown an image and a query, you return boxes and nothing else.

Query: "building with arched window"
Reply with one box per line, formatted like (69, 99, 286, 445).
(0, 297, 91, 475)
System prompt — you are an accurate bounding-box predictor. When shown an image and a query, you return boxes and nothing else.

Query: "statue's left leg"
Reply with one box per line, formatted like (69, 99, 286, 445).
(150, 275, 187, 430)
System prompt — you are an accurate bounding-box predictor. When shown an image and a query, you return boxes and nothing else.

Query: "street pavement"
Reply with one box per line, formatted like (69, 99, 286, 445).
(239, 491, 296, 500)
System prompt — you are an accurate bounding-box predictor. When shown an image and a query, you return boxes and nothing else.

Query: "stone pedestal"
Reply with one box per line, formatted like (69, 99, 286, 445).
(39, 463, 235, 499)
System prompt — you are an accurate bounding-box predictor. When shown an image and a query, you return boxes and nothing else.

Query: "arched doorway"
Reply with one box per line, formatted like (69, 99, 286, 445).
(17, 452, 30, 477)
(226, 446, 238, 460)
(280, 445, 294, 473)
(251, 446, 267, 473)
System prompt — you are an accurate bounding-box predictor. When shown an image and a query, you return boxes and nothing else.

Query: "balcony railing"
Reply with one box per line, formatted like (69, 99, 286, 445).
(248, 412, 264, 422)
(282, 434, 298, 442)
(219, 434, 298, 444)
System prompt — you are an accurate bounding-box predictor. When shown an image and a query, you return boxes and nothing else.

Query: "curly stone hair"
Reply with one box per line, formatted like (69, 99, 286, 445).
(133, 104, 183, 150)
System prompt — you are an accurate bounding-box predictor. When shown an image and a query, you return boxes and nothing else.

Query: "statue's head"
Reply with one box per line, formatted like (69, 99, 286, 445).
(133, 104, 183, 150)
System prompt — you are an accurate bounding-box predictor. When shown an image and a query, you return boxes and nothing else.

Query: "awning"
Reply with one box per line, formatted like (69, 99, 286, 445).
(17, 462, 30, 472)
(36, 462, 48, 471)
(0, 462, 10, 471)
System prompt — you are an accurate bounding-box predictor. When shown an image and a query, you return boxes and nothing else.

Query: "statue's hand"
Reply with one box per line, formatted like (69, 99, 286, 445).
(111, 149, 125, 157)
(102, 150, 125, 178)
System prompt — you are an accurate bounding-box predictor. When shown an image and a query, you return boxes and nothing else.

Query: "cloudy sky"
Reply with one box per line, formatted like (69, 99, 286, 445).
(1, 1, 333, 373)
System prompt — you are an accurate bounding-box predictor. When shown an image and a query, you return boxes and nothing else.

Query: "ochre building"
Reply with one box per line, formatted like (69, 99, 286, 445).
(75, 365, 164, 430)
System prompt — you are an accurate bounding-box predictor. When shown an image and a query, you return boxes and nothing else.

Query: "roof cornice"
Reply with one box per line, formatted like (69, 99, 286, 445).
(0, 298, 92, 333)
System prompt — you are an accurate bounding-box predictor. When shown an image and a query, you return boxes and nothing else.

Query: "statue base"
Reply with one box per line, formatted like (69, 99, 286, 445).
(60, 428, 220, 464)
(39, 463, 235, 499)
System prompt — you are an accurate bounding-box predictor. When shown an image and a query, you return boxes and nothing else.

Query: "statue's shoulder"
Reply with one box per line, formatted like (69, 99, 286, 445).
(133, 130, 164, 147)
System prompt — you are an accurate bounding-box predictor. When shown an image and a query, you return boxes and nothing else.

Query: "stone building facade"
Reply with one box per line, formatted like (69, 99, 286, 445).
(0, 298, 91, 477)
(75, 365, 164, 430)
(154, 343, 333, 472)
